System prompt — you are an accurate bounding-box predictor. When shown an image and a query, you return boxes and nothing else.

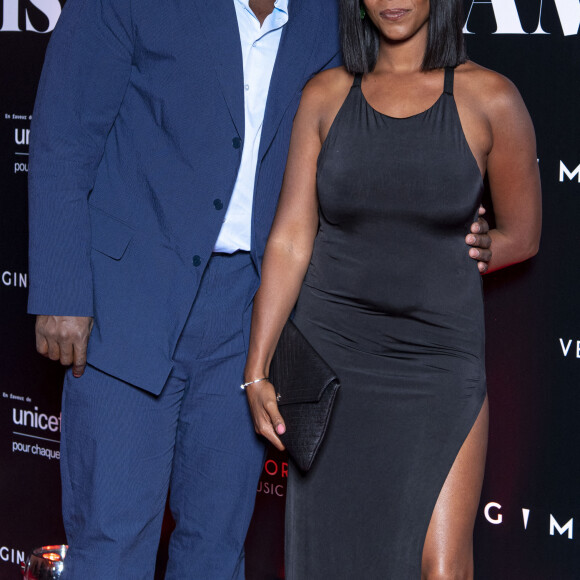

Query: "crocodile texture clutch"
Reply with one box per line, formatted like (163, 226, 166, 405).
(269, 320, 341, 472)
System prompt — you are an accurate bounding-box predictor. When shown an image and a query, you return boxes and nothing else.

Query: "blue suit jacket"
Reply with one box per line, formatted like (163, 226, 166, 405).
(28, 0, 341, 394)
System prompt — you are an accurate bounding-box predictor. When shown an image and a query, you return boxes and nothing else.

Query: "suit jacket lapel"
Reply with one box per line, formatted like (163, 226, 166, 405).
(259, 0, 320, 160)
(192, 0, 245, 139)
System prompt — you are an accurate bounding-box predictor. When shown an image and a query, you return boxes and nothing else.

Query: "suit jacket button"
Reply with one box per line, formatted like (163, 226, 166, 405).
(232, 137, 242, 149)
(192, 255, 202, 267)
(213, 198, 224, 210)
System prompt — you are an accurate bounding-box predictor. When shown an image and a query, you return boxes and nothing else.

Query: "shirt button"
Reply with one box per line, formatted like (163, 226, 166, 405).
(192, 255, 202, 267)
(244, 84, 249, 91)
(232, 137, 242, 149)
(213, 198, 224, 210)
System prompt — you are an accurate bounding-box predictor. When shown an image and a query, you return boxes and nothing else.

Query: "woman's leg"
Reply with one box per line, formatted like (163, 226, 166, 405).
(421, 396, 489, 580)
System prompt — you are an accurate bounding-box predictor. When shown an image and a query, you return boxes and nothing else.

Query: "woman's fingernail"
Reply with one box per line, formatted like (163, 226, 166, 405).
(276, 424, 285, 435)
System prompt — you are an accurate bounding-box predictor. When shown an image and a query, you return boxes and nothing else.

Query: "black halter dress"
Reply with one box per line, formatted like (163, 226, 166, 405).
(285, 68, 487, 579)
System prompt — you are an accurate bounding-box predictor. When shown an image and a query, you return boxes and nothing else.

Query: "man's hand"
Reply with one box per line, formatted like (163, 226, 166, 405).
(466, 206, 492, 273)
(35, 315, 94, 378)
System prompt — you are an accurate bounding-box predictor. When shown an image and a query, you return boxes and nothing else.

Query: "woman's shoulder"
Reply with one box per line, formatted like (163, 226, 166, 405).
(296, 66, 355, 126)
(301, 66, 354, 105)
(455, 61, 526, 117)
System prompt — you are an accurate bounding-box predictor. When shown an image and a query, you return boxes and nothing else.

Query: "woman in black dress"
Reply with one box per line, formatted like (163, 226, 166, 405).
(244, 0, 541, 577)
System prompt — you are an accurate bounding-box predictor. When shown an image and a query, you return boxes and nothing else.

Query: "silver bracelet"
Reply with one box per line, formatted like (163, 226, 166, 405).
(240, 377, 270, 390)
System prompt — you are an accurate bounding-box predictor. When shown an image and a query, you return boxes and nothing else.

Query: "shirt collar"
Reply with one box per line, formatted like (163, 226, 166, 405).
(274, 0, 289, 15)
(235, 0, 289, 16)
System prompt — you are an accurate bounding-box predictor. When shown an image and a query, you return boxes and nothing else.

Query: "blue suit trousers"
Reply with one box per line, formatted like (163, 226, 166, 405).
(59, 252, 266, 579)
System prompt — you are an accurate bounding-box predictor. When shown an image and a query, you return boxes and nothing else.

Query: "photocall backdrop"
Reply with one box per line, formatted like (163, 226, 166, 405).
(0, 1, 578, 578)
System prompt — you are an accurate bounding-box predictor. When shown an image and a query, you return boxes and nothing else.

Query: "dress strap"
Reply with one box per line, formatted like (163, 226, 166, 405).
(352, 74, 363, 88)
(443, 67, 454, 95)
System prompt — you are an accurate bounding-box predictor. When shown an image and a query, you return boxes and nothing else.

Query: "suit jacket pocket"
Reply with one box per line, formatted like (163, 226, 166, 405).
(89, 205, 136, 260)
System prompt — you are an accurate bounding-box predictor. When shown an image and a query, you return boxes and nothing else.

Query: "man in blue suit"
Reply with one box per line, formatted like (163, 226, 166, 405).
(28, 0, 491, 577)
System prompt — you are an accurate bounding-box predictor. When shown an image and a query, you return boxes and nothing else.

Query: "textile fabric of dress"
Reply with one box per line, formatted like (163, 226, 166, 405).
(286, 68, 487, 579)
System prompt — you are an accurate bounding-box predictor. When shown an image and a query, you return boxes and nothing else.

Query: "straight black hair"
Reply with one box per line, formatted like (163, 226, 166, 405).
(340, 0, 468, 74)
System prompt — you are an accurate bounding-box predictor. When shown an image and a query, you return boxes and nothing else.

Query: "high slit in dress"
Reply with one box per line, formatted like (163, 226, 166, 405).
(285, 67, 487, 579)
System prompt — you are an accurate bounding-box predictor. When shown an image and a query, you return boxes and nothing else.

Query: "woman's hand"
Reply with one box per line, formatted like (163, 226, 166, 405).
(243, 75, 335, 452)
(246, 381, 287, 451)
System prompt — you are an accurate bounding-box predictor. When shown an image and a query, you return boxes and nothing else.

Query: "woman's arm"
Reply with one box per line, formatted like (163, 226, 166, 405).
(244, 75, 336, 450)
(482, 76, 542, 273)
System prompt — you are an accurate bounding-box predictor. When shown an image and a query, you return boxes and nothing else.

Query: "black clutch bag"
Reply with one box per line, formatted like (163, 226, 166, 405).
(269, 319, 340, 472)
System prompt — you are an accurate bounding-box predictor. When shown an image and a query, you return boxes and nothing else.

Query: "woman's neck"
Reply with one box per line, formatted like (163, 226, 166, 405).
(374, 26, 428, 74)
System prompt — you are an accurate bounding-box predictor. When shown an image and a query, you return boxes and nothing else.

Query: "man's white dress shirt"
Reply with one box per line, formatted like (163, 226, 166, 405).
(214, 0, 289, 253)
